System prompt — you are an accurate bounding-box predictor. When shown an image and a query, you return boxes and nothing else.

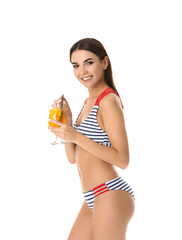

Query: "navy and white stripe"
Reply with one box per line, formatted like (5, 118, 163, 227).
(73, 105, 112, 147)
(82, 190, 96, 211)
(83, 176, 135, 211)
(106, 176, 135, 199)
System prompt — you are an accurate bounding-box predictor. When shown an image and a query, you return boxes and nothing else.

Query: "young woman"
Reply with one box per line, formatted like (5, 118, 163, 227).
(48, 38, 135, 240)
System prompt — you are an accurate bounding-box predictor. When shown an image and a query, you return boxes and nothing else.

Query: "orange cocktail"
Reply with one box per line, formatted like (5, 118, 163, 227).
(48, 107, 66, 127)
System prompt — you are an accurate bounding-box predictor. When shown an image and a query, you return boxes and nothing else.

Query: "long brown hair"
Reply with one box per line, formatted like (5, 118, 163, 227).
(69, 38, 124, 108)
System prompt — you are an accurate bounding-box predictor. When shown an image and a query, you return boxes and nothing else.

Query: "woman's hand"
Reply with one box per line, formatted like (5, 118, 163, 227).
(48, 119, 78, 143)
(54, 96, 73, 126)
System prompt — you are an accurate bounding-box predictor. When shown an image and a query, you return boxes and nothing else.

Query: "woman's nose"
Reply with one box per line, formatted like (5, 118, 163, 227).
(80, 65, 88, 74)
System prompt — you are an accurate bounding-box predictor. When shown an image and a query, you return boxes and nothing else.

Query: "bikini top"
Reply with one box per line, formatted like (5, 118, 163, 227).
(72, 87, 123, 147)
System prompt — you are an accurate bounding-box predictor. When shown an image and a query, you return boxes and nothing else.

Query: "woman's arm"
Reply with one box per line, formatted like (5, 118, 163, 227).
(64, 117, 76, 164)
(74, 94, 130, 169)
(49, 94, 129, 169)
(65, 142, 76, 164)
(63, 98, 88, 164)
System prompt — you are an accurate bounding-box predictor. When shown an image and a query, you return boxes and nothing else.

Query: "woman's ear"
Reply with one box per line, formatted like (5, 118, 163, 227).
(103, 56, 109, 70)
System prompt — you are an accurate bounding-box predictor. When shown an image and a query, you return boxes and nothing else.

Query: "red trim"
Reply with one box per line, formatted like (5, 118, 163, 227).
(94, 186, 108, 195)
(93, 183, 106, 191)
(95, 87, 124, 108)
(95, 189, 109, 197)
(84, 97, 89, 105)
(95, 87, 113, 106)
(84, 87, 124, 109)
(92, 182, 109, 197)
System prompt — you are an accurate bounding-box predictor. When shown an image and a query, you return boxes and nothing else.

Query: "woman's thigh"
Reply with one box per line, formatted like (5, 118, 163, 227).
(68, 201, 94, 240)
(93, 190, 135, 240)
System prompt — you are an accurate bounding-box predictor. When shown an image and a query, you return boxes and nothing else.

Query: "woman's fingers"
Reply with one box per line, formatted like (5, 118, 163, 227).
(52, 96, 67, 107)
(57, 96, 68, 106)
(48, 119, 64, 127)
(52, 96, 72, 119)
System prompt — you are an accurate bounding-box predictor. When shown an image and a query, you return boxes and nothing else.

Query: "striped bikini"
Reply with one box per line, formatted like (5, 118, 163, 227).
(72, 87, 123, 147)
(73, 87, 135, 211)
(83, 176, 135, 211)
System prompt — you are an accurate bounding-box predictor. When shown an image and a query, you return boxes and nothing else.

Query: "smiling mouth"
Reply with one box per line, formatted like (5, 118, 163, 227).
(81, 75, 93, 81)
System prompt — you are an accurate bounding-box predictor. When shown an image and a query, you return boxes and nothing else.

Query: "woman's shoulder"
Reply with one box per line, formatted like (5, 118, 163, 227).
(99, 92, 122, 110)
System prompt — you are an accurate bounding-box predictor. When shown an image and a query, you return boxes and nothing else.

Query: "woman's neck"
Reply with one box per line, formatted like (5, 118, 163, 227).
(88, 83, 110, 100)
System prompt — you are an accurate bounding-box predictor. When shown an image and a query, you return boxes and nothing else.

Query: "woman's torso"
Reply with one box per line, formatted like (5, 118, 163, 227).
(73, 88, 122, 192)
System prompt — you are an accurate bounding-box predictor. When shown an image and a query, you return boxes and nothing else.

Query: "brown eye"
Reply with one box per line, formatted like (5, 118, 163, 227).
(86, 61, 94, 65)
(73, 65, 78, 69)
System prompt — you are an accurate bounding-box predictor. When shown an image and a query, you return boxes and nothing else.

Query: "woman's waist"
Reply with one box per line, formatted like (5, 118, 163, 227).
(75, 147, 119, 191)
(76, 155, 114, 176)
(80, 172, 120, 193)
(77, 160, 119, 192)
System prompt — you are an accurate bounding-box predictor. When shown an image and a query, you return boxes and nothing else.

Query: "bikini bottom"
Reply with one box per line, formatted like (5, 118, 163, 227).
(82, 176, 135, 211)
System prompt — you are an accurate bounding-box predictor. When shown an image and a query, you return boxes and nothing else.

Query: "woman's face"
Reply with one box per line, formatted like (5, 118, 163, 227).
(71, 50, 108, 88)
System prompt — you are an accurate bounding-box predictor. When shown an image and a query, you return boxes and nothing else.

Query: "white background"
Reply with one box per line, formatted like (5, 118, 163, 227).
(0, 0, 182, 239)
